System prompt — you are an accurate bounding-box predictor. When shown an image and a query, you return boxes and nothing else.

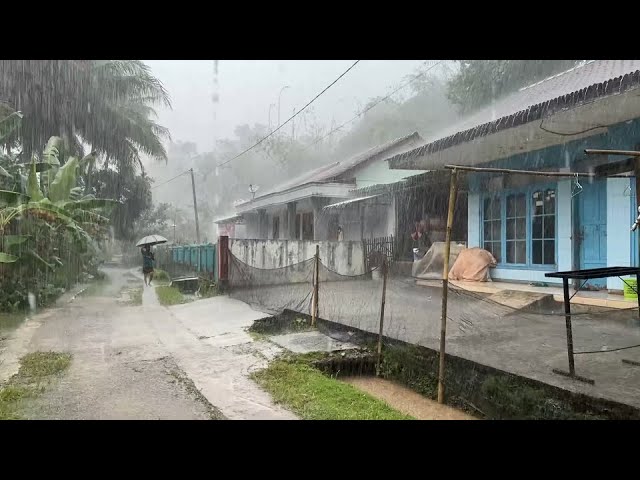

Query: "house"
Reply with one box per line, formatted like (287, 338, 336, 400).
(322, 169, 468, 261)
(230, 132, 425, 242)
(386, 60, 640, 291)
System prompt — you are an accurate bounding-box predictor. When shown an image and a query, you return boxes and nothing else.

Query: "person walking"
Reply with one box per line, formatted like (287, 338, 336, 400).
(141, 245, 155, 286)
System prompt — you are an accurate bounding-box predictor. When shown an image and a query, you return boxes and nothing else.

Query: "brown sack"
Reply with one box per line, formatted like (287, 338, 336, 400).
(448, 247, 497, 282)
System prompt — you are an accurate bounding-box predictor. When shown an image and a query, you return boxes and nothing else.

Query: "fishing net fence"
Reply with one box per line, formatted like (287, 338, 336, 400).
(229, 249, 640, 358)
(226, 246, 640, 395)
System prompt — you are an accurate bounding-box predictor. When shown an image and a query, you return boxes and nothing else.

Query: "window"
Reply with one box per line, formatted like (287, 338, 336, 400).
(272, 216, 279, 239)
(483, 196, 501, 262)
(506, 193, 526, 264)
(481, 186, 556, 267)
(531, 189, 556, 265)
(302, 212, 314, 240)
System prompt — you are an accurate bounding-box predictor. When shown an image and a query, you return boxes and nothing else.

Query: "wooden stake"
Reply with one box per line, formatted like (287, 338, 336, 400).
(376, 257, 388, 377)
(312, 244, 319, 326)
(437, 169, 458, 404)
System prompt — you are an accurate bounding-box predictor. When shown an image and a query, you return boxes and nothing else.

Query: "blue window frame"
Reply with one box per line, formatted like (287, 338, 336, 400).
(481, 184, 557, 268)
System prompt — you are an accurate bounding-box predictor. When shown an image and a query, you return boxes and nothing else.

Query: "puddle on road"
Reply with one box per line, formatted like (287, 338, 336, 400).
(0, 312, 29, 338)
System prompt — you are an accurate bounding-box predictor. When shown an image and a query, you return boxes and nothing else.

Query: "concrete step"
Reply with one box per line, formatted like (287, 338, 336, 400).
(485, 289, 556, 312)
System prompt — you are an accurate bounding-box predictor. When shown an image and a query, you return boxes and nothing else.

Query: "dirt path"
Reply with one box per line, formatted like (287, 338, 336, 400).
(343, 377, 476, 420)
(2, 266, 296, 420)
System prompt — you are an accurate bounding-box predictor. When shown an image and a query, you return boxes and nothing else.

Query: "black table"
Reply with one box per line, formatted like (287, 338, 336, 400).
(545, 267, 640, 384)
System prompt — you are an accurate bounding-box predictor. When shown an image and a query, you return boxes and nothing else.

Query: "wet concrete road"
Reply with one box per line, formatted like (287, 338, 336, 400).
(0, 267, 296, 420)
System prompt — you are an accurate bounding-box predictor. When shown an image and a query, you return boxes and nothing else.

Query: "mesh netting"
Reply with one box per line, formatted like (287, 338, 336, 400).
(227, 249, 640, 369)
(228, 253, 316, 314)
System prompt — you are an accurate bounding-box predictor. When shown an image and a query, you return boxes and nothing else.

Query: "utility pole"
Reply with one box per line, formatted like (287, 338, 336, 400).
(189, 168, 200, 243)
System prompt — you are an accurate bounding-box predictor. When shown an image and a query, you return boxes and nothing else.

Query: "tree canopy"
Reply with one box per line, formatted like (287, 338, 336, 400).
(446, 60, 585, 113)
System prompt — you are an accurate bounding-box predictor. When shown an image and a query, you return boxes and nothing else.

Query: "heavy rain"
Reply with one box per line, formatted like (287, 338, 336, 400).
(2, 59, 640, 420)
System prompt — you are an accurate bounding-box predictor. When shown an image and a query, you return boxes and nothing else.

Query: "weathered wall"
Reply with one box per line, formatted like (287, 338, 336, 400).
(229, 238, 366, 275)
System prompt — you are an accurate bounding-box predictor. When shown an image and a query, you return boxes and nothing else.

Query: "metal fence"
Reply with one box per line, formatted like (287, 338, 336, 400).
(155, 243, 217, 281)
(363, 235, 395, 271)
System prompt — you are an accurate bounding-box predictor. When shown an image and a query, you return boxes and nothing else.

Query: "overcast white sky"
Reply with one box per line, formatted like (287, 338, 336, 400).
(143, 60, 428, 152)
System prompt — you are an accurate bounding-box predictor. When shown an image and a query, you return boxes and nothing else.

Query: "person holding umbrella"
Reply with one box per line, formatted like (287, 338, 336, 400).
(136, 235, 167, 287)
(142, 245, 155, 286)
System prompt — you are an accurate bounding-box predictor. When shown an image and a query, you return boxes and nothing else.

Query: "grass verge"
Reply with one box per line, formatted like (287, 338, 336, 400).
(251, 358, 411, 420)
(0, 351, 73, 420)
(155, 285, 186, 306)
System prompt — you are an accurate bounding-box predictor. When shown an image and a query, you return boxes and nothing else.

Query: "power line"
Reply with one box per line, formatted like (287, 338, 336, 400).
(217, 60, 361, 168)
(151, 170, 190, 190)
(292, 60, 445, 155)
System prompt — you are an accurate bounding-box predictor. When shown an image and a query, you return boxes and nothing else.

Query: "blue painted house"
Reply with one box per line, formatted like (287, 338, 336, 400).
(387, 60, 640, 292)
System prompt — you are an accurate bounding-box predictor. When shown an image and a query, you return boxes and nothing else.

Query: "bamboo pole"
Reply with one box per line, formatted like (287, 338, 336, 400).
(437, 169, 458, 404)
(376, 257, 388, 377)
(585, 149, 640, 157)
(312, 244, 319, 327)
(444, 165, 600, 177)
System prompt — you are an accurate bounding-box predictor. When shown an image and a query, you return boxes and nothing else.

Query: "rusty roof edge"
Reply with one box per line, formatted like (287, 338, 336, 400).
(387, 69, 640, 169)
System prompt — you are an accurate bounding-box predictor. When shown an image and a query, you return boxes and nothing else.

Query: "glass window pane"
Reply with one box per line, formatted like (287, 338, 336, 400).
(515, 241, 526, 264)
(506, 242, 515, 264)
(492, 198, 501, 220)
(516, 194, 526, 216)
(507, 195, 516, 217)
(516, 218, 526, 240)
(492, 244, 502, 263)
(544, 240, 555, 265)
(491, 220, 501, 240)
(484, 222, 492, 241)
(533, 191, 543, 216)
(506, 219, 516, 240)
(532, 216, 543, 238)
(484, 198, 491, 217)
(543, 216, 555, 239)
(544, 189, 556, 215)
(532, 240, 542, 264)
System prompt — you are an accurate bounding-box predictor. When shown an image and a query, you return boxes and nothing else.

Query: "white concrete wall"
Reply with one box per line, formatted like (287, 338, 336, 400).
(229, 238, 366, 275)
(607, 177, 632, 290)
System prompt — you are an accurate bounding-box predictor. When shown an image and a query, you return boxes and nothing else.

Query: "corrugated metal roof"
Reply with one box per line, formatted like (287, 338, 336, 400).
(322, 195, 382, 211)
(247, 132, 422, 201)
(213, 214, 243, 224)
(387, 60, 640, 168)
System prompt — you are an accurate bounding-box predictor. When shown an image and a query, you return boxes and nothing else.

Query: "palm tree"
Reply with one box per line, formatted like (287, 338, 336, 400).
(0, 60, 171, 172)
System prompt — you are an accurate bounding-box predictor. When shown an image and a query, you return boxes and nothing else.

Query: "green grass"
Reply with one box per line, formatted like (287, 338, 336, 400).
(155, 285, 186, 306)
(251, 359, 412, 420)
(153, 269, 170, 281)
(0, 351, 73, 420)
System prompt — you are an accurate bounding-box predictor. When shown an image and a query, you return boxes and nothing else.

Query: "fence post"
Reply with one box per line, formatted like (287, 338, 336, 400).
(437, 169, 459, 404)
(312, 244, 319, 327)
(218, 236, 229, 292)
(376, 256, 388, 377)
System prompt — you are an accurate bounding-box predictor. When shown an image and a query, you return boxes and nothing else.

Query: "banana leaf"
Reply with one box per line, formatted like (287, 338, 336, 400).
(0, 252, 18, 263)
(0, 189, 29, 206)
(0, 165, 12, 178)
(0, 112, 23, 142)
(27, 159, 44, 201)
(3, 235, 29, 249)
(48, 156, 78, 203)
